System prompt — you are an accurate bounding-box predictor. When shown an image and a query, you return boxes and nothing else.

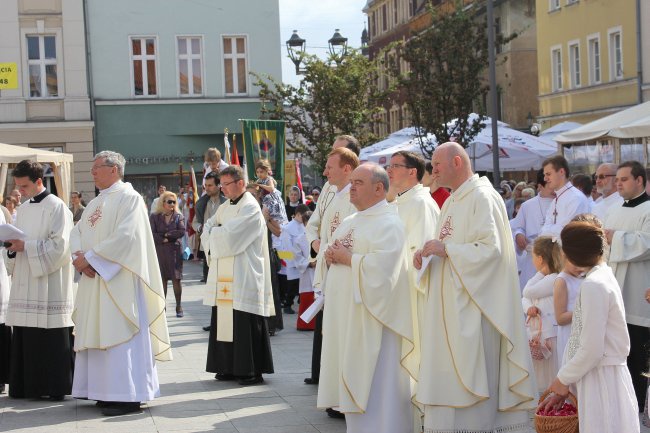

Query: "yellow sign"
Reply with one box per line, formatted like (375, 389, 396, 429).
(0, 63, 18, 89)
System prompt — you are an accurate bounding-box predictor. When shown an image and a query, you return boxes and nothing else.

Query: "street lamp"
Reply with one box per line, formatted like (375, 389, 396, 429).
(286, 29, 349, 75)
(328, 29, 348, 64)
(286, 30, 307, 75)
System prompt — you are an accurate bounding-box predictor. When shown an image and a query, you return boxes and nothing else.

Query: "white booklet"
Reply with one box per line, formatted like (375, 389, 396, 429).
(299, 295, 325, 324)
(0, 224, 26, 242)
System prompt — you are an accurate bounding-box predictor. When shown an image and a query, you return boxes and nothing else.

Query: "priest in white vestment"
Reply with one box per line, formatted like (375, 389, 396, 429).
(510, 169, 554, 289)
(70, 151, 172, 416)
(414, 143, 536, 433)
(202, 165, 274, 386)
(304, 144, 359, 391)
(603, 160, 650, 411)
(5, 160, 75, 400)
(539, 155, 590, 238)
(318, 163, 414, 433)
(387, 150, 439, 431)
(591, 163, 623, 223)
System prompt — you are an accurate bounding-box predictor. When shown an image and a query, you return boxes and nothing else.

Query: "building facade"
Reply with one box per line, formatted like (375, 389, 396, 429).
(536, 0, 639, 128)
(363, 0, 539, 136)
(0, 0, 95, 199)
(86, 0, 282, 201)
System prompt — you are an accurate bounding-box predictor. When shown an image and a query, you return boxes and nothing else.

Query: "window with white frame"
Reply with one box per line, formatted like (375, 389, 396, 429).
(177, 36, 203, 96)
(26, 35, 58, 98)
(588, 35, 601, 84)
(222, 36, 248, 95)
(551, 46, 562, 91)
(130, 37, 158, 97)
(568, 42, 580, 88)
(549, 0, 560, 11)
(608, 28, 623, 80)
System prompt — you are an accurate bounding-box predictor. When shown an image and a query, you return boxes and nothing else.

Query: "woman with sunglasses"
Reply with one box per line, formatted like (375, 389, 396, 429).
(150, 191, 186, 317)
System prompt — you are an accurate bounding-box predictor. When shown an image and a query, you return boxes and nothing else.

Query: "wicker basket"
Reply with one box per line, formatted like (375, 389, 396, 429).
(534, 390, 579, 433)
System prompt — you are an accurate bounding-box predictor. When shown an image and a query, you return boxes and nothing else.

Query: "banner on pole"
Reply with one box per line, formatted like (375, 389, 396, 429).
(241, 119, 286, 194)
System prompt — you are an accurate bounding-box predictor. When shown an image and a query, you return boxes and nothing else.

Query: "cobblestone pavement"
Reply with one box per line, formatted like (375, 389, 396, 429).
(0, 260, 647, 432)
(0, 260, 345, 433)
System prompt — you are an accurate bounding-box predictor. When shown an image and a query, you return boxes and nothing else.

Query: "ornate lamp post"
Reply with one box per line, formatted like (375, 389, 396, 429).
(286, 29, 349, 75)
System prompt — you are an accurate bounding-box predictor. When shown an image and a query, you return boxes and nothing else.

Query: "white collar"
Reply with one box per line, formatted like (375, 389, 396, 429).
(99, 180, 124, 195)
(357, 199, 388, 215)
(335, 183, 351, 196)
(554, 181, 573, 195)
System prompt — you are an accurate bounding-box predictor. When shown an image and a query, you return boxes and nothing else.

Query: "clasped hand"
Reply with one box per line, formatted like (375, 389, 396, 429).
(325, 240, 351, 267)
(72, 250, 97, 278)
(413, 239, 447, 270)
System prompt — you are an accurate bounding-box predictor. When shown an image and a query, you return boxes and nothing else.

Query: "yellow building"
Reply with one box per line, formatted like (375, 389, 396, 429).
(536, 0, 640, 129)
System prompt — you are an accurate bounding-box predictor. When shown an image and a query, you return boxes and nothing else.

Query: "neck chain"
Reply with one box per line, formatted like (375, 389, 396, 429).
(552, 186, 573, 224)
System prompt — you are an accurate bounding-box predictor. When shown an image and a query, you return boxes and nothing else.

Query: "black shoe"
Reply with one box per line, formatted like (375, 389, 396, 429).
(101, 402, 142, 416)
(215, 373, 236, 381)
(238, 375, 263, 386)
(202, 325, 211, 331)
(96, 400, 114, 408)
(304, 377, 318, 385)
(283, 307, 295, 314)
(326, 407, 344, 419)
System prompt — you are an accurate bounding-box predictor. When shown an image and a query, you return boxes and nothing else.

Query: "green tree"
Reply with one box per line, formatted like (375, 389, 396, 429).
(252, 50, 389, 174)
(389, 0, 516, 157)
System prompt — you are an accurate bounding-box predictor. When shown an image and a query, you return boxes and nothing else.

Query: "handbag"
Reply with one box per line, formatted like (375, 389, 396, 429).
(527, 313, 552, 360)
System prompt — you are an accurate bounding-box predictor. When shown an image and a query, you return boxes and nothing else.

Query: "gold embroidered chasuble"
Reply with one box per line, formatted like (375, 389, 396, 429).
(317, 201, 414, 413)
(416, 174, 536, 412)
(70, 182, 171, 361)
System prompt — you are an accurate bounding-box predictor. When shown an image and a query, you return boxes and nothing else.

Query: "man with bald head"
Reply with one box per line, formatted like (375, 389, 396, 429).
(414, 143, 536, 432)
(591, 163, 623, 222)
(318, 163, 414, 433)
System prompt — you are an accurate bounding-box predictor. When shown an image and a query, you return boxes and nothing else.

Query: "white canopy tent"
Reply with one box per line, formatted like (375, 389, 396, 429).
(359, 127, 425, 161)
(367, 117, 558, 172)
(539, 121, 583, 140)
(0, 142, 74, 206)
(555, 101, 650, 143)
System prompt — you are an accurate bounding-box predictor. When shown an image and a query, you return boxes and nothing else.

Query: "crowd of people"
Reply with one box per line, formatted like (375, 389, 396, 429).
(0, 138, 648, 433)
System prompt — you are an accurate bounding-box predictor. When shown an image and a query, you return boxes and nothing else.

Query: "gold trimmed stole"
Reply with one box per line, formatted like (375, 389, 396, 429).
(216, 256, 235, 342)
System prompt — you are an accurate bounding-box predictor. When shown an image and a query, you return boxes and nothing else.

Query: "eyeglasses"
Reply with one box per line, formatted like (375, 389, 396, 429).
(165, 200, 176, 205)
(221, 180, 238, 187)
(595, 174, 616, 180)
(384, 164, 413, 170)
(90, 164, 113, 172)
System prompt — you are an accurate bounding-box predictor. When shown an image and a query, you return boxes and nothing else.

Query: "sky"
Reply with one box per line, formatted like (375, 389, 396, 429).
(278, 0, 368, 87)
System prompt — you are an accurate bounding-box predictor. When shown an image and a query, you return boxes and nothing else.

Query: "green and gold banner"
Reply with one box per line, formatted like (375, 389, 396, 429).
(241, 119, 286, 194)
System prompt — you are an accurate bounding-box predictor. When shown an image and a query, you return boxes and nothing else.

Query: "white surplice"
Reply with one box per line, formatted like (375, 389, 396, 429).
(317, 201, 414, 433)
(509, 195, 553, 289)
(201, 191, 273, 317)
(558, 264, 639, 433)
(417, 175, 536, 433)
(70, 181, 171, 402)
(539, 182, 590, 239)
(591, 191, 623, 223)
(604, 200, 650, 327)
(393, 184, 439, 411)
(6, 193, 74, 329)
(0, 212, 10, 324)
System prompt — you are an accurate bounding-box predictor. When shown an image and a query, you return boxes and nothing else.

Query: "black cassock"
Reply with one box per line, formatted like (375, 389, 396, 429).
(206, 307, 274, 377)
(9, 326, 74, 398)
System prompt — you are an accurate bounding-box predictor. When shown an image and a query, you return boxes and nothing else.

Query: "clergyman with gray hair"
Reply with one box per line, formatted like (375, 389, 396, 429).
(70, 151, 172, 416)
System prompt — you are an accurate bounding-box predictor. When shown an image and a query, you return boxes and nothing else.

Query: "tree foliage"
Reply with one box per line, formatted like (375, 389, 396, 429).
(389, 0, 516, 157)
(252, 50, 389, 173)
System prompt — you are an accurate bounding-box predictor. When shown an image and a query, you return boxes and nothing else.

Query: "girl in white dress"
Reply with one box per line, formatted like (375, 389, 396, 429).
(553, 260, 582, 367)
(540, 221, 639, 433)
(522, 236, 562, 392)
